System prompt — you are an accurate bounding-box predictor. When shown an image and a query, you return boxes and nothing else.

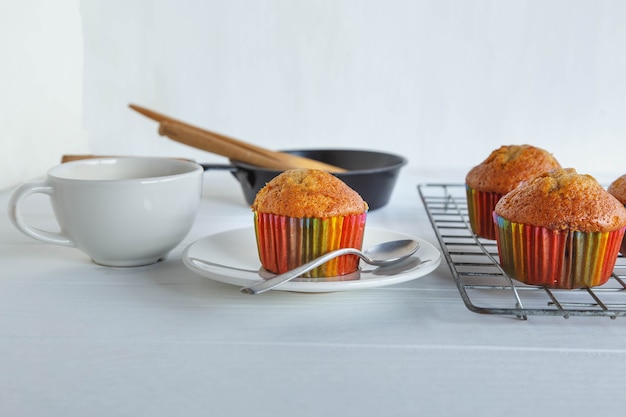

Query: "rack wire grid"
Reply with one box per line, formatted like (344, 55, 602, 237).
(417, 183, 626, 320)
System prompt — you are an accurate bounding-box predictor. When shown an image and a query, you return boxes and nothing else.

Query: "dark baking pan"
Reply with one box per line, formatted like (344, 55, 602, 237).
(204, 148, 407, 211)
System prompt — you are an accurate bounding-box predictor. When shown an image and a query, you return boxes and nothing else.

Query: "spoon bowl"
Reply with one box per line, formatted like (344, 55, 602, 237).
(240, 239, 420, 294)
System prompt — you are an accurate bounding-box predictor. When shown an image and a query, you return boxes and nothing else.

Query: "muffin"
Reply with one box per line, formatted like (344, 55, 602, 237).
(251, 168, 368, 278)
(608, 174, 626, 255)
(493, 168, 626, 289)
(465, 145, 561, 240)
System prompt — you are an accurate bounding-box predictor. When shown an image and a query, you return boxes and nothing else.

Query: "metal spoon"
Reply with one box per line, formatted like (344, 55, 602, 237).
(240, 239, 420, 294)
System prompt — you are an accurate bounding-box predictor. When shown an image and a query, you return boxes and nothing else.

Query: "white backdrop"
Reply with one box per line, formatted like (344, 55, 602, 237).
(3, 0, 626, 189)
(1, 0, 86, 190)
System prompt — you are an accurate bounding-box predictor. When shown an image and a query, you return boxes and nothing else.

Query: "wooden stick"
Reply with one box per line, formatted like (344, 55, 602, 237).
(158, 122, 296, 170)
(61, 154, 116, 163)
(129, 104, 347, 172)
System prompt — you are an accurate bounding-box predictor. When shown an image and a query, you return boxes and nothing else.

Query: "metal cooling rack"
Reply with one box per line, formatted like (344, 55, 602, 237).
(417, 183, 626, 320)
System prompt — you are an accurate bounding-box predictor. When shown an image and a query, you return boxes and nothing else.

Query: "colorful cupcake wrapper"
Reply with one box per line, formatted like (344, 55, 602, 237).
(466, 185, 503, 240)
(254, 212, 367, 278)
(493, 214, 625, 289)
(621, 205, 626, 256)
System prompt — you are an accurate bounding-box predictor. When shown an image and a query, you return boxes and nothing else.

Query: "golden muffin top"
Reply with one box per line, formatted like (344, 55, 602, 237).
(608, 174, 626, 206)
(495, 168, 626, 232)
(466, 144, 561, 194)
(251, 168, 368, 218)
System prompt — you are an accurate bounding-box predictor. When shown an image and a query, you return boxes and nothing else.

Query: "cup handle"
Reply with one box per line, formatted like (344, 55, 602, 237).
(8, 180, 75, 247)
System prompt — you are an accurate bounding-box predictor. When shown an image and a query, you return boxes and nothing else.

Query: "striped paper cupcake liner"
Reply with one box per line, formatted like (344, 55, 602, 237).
(466, 185, 503, 240)
(493, 214, 625, 289)
(621, 205, 626, 256)
(254, 212, 367, 278)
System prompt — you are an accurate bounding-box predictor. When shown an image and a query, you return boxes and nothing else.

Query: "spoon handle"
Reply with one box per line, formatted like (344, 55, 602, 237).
(241, 248, 360, 294)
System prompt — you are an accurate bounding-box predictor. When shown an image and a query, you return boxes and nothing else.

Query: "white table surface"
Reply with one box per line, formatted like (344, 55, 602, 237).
(2, 168, 625, 417)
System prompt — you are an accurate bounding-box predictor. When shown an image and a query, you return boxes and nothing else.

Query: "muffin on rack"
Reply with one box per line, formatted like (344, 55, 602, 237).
(465, 144, 561, 240)
(493, 168, 626, 289)
(608, 174, 626, 255)
(252, 168, 368, 278)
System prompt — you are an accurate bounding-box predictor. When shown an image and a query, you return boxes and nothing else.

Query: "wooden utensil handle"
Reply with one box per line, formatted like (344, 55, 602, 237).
(158, 122, 294, 170)
(158, 121, 346, 172)
(129, 104, 346, 172)
(61, 154, 112, 163)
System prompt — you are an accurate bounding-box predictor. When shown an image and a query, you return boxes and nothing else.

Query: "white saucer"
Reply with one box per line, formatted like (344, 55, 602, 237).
(182, 227, 441, 293)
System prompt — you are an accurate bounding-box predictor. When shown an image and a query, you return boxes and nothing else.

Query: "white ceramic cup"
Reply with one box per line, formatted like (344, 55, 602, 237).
(8, 157, 204, 267)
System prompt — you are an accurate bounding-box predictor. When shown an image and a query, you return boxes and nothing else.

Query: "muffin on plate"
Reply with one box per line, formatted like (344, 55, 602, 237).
(493, 168, 626, 289)
(608, 174, 626, 255)
(465, 145, 561, 240)
(251, 168, 368, 278)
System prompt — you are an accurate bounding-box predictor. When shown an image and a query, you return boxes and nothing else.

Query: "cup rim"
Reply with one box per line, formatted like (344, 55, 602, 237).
(49, 156, 203, 182)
